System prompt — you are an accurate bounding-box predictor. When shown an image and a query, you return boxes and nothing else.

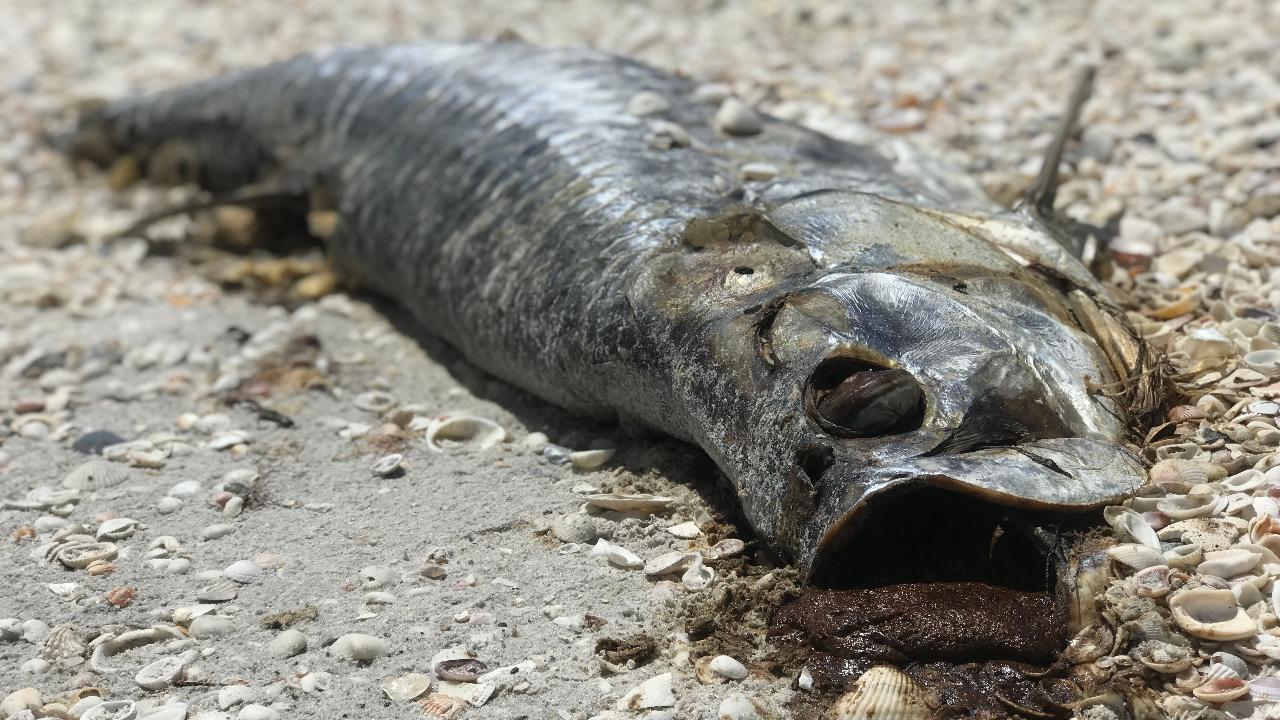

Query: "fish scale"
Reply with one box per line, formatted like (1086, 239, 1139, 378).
(68, 40, 1146, 576)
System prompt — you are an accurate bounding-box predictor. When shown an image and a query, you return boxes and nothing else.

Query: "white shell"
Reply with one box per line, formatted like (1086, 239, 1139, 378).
(1198, 547, 1262, 578)
(1106, 543, 1164, 572)
(53, 541, 118, 569)
(237, 704, 280, 720)
(707, 655, 748, 681)
(681, 555, 715, 591)
(718, 695, 764, 720)
(1192, 677, 1250, 703)
(1223, 469, 1266, 492)
(425, 415, 507, 452)
(569, 449, 614, 469)
(644, 551, 699, 577)
(826, 665, 933, 720)
(1168, 588, 1258, 640)
(704, 538, 746, 562)
(583, 493, 675, 513)
(63, 460, 131, 491)
(361, 565, 396, 589)
(82, 700, 139, 720)
(188, 615, 236, 639)
(1103, 506, 1161, 549)
(667, 522, 702, 539)
(381, 672, 433, 701)
(136, 703, 188, 720)
(590, 539, 643, 569)
(329, 633, 387, 661)
(269, 629, 307, 658)
(223, 560, 264, 584)
(134, 655, 186, 690)
(370, 453, 404, 477)
(218, 684, 257, 709)
(96, 518, 139, 541)
(616, 672, 675, 710)
(1156, 494, 1218, 520)
(1164, 544, 1203, 569)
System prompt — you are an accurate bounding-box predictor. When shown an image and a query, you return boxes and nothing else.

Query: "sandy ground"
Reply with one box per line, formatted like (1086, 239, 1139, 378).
(2, 1, 1279, 719)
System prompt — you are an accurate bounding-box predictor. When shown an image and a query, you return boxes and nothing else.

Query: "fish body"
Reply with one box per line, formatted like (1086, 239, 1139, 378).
(68, 42, 1144, 575)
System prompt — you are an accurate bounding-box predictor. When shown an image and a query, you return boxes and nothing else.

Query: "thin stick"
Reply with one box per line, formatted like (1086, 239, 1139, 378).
(1025, 66, 1096, 217)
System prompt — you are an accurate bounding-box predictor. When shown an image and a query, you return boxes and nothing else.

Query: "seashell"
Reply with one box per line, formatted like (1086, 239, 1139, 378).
(1209, 651, 1248, 677)
(1133, 565, 1172, 598)
(1136, 640, 1193, 673)
(1168, 587, 1259, 640)
(361, 565, 396, 589)
(106, 586, 135, 608)
(370, 453, 404, 477)
(42, 624, 87, 668)
(66, 687, 107, 706)
(269, 629, 307, 658)
(825, 665, 933, 720)
(0, 688, 42, 717)
(667, 521, 702, 539)
(223, 559, 264, 584)
(583, 493, 675, 513)
(330, 633, 387, 662)
(1223, 469, 1266, 492)
(1162, 517, 1241, 552)
(1242, 349, 1280, 375)
(719, 695, 767, 720)
(705, 538, 747, 562)
(1157, 494, 1218, 520)
(196, 579, 239, 603)
(1201, 662, 1241, 682)
(1224, 367, 1268, 389)
(425, 415, 507, 452)
(382, 672, 433, 701)
(569, 449, 614, 469)
(1251, 676, 1280, 701)
(1106, 543, 1164, 572)
(1148, 286, 1200, 320)
(1164, 544, 1203, 569)
(1142, 511, 1170, 531)
(706, 655, 748, 681)
(238, 703, 280, 720)
(188, 614, 235, 639)
(96, 518, 139, 541)
(419, 693, 466, 719)
(644, 551, 699, 577)
(434, 658, 488, 682)
(616, 672, 675, 711)
(1064, 624, 1113, 664)
(53, 541, 118, 569)
(136, 703, 188, 720)
(62, 460, 131, 491)
(299, 671, 333, 693)
(1198, 547, 1262, 577)
(81, 700, 138, 720)
(1167, 405, 1207, 422)
(1191, 677, 1249, 703)
(218, 684, 257, 709)
(134, 655, 186, 690)
(434, 680, 495, 707)
(1103, 507, 1161, 549)
(1149, 459, 1214, 486)
(589, 539, 643, 569)
(681, 555, 715, 591)
(353, 390, 396, 413)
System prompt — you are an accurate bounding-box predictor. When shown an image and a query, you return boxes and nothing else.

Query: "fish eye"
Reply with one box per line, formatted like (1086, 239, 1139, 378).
(805, 356, 925, 438)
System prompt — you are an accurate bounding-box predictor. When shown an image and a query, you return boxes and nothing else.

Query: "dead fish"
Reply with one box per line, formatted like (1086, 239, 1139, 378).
(62, 42, 1145, 577)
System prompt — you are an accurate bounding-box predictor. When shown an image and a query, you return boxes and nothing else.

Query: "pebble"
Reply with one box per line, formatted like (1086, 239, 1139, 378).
(269, 629, 307, 658)
(237, 704, 279, 720)
(329, 633, 387, 661)
(714, 98, 763, 136)
(299, 672, 332, 693)
(627, 90, 670, 116)
(189, 615, 236, 638)
(156, 496, 182, 514)
(135, 655, 186, 690)
(218, 685, 257, 710)
(201, 524, 236, 540)
(20, 658, 50, 673)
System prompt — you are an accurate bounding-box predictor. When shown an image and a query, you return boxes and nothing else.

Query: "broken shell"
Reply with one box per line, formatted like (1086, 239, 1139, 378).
(223, 559, 264, 584)
(616, 672, 675, 711)
(188, 615, 235, 639)
(371, 453, 404, 477)
(826, 665, 933, 720)
(1157, 494, 1218, 520)
(583, 493, 675, 513)
(1191, 677, 1249, 703)
(1164, 544, 1203, 569)
(644, 551, 699, 577)
(1223, 469, 1266, 492)
(330, 633, 386, 662)
(667, 522, 702, 539)
(569, 449, 614, 469)
(42, 624, 87, 668)
(681, 555, 715, 591)
(196, 579, 239, 603)
(434, 658, 488, 682)
(1168, 587, 1259, 640)
(1106, 543, 1164, 572)
(590, 539, 643, 569)
(425, 415, 507, 451)
(1198, 547, 1262, 578)
(106, 586, 135, 608)
(81, 700, 138, 720)
(53, 541, 118, 569)
(419, 693, 466, 719)
(1133, 565, 1172, 598)
(704, 538, 746, 562)
(1209, 651, 1249, 678)
(134, 655, 185, 690)
(353, 390, 395, 413)
(1064, 624, 1113, 664)
(382, 672, 433, 701)
(96, 518, 139, 541)
(1242, 349, 1280, 375)
(62, 460, 130, 491)
(1103, 507, 1161, 549)
(1168, 405, 1207, 422)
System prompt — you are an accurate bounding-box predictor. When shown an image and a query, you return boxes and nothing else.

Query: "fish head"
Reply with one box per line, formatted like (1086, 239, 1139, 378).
(699, 191, 1145, 583)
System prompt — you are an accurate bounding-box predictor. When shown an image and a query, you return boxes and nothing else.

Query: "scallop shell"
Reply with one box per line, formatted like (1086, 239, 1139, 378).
(41, 624, 87, 668)
(583, 493, 675, 513)
(53, 541, 118, 569)
(62, 460, 131, 491)
(1192, 677, 1249, 703)
(381, 672, 433, 701)
(1167, 405, 1207, 422)
(1149, 459, 1213, 486)
(1156, 494, 1218, 520)
(419, 693, 466, 719)
(825, 665, 933, 720)
(223, 559, 264, 584)
(1106, 543, 1164, 572)
(424, 415, 507, 452)
(1168, 587, 1259, 641)
(1103, 507, 1161, 549)
(96, 518, 139, 541)
(615, 673, 675, 711)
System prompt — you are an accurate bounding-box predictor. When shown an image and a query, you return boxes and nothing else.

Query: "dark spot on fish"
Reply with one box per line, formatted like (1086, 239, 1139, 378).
(805, 357, 924, 438)
(72, 430, 126, 455)
(795, 445, 833, 488)
(733, 266, 754, 275)
(225, 326, 253, 344)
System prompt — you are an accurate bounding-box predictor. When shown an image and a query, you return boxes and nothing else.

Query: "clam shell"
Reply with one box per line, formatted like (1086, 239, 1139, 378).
(419, 693, 466, 719)
(644, 551, 699, 577)
(569, 449, 614, 469)
(1103, 507, 1161, 549)
(583, 493, 675, 513)
(589, 539, 643, 569)
(96, 518, 139, 541)
(704, 538, 746, 562)
(1168, 587, 1258, 640)
(329, 633, 387, 662)
(434, 658, 488, 682)
(616, 673, 675, 711)
(1106, 543, 1164, 572)
(1198, 547, 1262, 578)
(381, 672, 432, 701)
(370, 453, 404, 477)
(1242, 348, 1280, 375)
(825, 665, 933, 720)
(1164, 544, 1203, 569)
(425, 415, 507, 452)
(1222, 469, 1266, 492)
(666, 521, 702, 539)
(223, 559, 264, 584)
(53, 541, 118, 569)
(1156, 494, 1218, 520)
(81, 700, 138, 720)
(63, 460, 131, 491)
(681, 555, 715, 591)
(1191, 677, 1249, 703)
(1133, 565, 1172, 598)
